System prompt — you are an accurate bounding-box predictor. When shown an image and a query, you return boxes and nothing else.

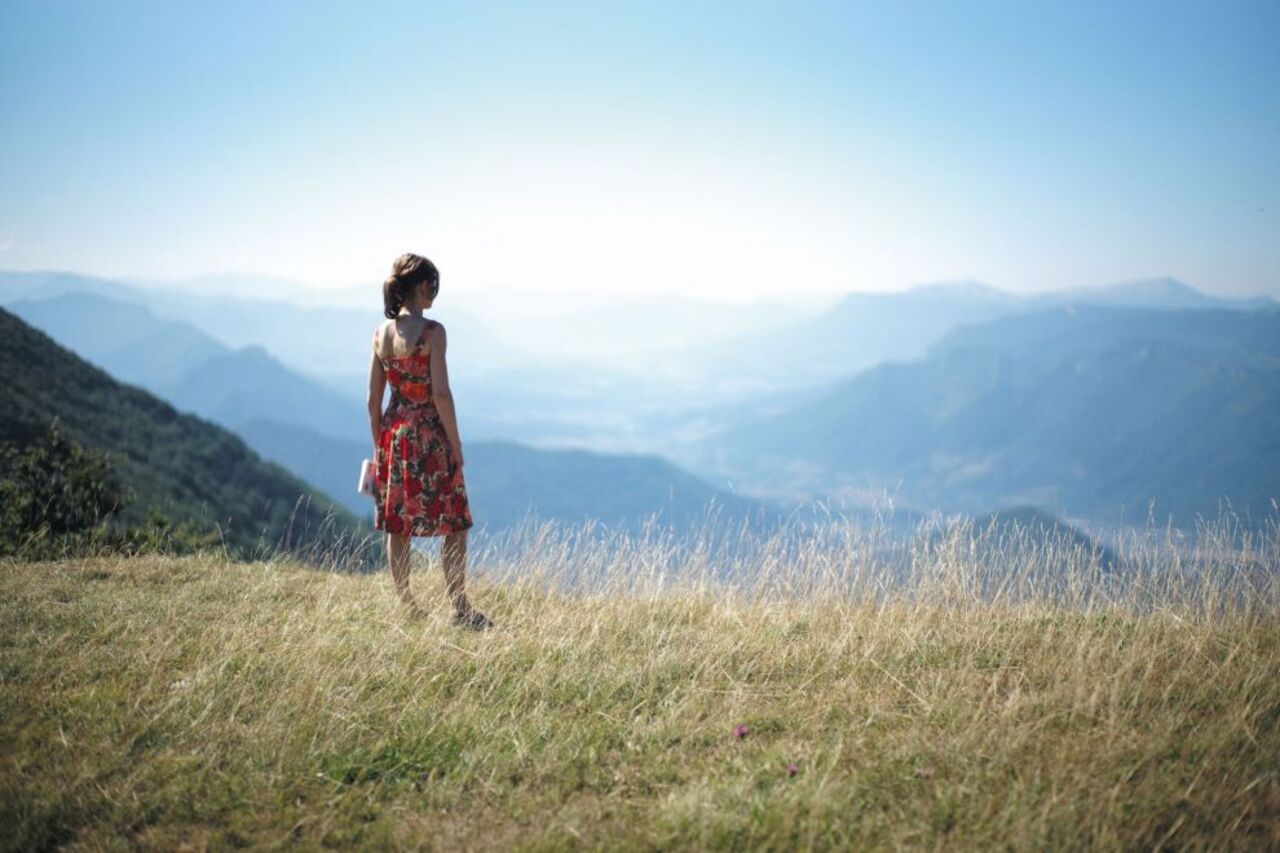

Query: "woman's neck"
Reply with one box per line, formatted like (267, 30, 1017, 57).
(400, 306, 425, 319)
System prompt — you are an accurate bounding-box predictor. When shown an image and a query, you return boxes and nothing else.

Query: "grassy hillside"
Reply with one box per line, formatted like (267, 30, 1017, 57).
(3, 515, 1277, 849)
(0, 308, 366, 557)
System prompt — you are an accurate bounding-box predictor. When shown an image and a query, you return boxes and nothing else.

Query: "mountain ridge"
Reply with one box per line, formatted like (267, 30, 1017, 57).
(704, 305, 1280, 530)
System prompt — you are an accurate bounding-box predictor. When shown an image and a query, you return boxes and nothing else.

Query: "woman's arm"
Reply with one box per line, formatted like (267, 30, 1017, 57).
(366, 331, 386, 450)
(429, 323, 464, 468)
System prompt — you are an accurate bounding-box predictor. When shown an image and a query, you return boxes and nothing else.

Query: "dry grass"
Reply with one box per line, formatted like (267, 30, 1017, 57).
(2, 513, 1278, 850)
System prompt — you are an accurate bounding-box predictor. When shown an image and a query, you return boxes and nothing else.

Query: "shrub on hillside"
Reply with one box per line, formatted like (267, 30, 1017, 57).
(0, 421, 127, 551)
(0, 422, 221, 559)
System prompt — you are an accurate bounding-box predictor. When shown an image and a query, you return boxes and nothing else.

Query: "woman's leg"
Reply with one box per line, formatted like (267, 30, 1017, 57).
(442, 529, 471, 615)
(387, 533, 419, 609)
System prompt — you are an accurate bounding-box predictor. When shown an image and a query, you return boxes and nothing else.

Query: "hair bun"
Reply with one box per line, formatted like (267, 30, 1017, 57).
(382, 253, 438, 319)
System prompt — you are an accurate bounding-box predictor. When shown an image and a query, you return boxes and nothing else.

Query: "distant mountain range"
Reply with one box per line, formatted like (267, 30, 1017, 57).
(0, 308, 363, 555)
(7, 292, 366, 441)
(5, 268, 1276, 535)
(14, 270, 1270, 400)
(2, 278, 768, 534)
(702, 304, 1280, 530)
(675, 276, 1277, 392)
(0, 270, 535, 380)
(1033, 276, 1276, 312)
(0, 271, 657, 449)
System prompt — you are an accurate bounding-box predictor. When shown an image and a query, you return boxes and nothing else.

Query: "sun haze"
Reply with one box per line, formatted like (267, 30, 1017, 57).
(1, 1, 1277, 300)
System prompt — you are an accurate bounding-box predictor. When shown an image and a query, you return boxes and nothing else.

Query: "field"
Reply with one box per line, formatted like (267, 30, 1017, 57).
(3, 516, 1279, 850)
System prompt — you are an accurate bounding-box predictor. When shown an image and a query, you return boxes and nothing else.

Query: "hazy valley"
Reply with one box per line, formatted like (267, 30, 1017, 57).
(3, 270, 1277, 545)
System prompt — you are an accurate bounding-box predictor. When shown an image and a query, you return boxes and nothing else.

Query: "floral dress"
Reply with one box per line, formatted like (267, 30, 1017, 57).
(373, 320, 474, 537)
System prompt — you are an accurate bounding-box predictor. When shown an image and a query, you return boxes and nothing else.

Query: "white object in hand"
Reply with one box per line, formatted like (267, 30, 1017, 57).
(357, 459, 376, 497)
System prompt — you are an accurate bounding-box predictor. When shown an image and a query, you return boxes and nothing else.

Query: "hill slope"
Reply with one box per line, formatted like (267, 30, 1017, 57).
(3, 551, 1274, 848)
(0, 308, 364, 554)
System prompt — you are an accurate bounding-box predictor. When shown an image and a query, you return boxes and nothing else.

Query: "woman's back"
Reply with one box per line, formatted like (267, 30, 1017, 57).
(376, 316, 434, 361)
(377, 318, 437, 405)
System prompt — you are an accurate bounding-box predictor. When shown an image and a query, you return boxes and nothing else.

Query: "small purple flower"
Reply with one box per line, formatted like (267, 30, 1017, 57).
(787, 763, 798, 777)
(734, 724, 748, 739)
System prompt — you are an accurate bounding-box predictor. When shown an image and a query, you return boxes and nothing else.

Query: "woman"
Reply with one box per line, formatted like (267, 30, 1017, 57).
(367, 253, 493, 630)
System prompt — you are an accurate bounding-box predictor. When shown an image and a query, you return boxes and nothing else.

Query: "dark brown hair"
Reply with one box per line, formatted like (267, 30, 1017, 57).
(382, 253, 440, 319)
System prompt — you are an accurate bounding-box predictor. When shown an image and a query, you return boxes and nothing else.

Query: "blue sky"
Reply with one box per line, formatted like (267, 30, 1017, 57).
(2, 0, 1277, 299)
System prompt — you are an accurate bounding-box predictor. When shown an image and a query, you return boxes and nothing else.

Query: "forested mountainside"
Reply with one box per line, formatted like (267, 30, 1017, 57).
(0, 308, 365, 555)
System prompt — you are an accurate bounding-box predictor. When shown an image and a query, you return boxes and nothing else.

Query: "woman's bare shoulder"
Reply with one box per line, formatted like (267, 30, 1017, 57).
(372, 320, 395, 354)
(427, 319, 450, 347)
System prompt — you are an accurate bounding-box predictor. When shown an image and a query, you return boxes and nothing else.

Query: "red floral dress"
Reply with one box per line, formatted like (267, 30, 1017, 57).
(373, 321, 474, 537)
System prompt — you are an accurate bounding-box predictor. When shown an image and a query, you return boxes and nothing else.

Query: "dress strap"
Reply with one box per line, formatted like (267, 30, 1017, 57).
(413, 319, 433, 352)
